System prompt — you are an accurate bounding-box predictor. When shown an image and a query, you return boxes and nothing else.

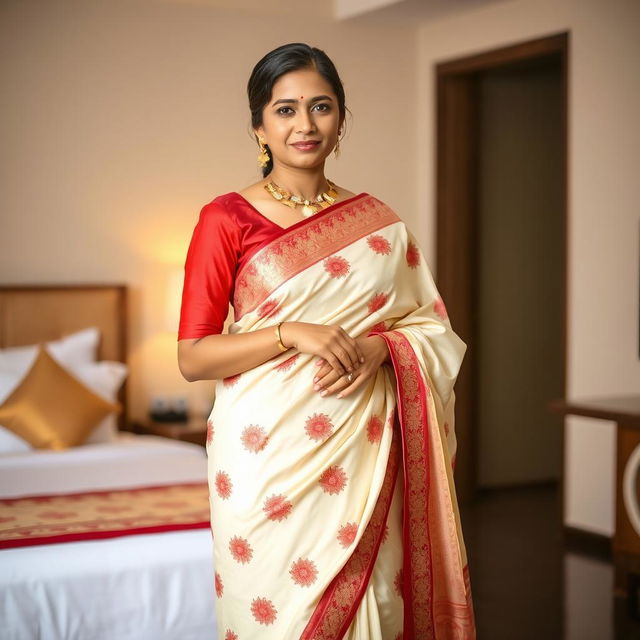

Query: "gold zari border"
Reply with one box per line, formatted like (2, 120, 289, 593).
(233, 196, 399, 319)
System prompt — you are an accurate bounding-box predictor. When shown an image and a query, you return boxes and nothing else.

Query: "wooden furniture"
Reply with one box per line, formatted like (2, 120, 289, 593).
(549, 395, 640, 622)
(132, 416, 208, 447)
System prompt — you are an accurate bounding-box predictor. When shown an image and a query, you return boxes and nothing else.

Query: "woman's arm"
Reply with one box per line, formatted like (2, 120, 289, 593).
(178, 322, 365, 382)
(178, 326, 288, 382)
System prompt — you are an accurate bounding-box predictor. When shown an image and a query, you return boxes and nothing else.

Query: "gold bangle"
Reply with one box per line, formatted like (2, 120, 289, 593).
(275, 322, 288, 352)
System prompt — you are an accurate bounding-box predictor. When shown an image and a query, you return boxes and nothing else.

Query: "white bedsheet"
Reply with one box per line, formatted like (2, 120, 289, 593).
(0, 433, 217, 640)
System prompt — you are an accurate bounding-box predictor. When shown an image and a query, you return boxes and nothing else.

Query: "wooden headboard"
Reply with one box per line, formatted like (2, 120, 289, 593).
(0, 284, 129, 428)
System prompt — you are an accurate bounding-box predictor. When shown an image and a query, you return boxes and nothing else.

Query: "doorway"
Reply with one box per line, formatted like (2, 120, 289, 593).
(435, 33, 568, 506)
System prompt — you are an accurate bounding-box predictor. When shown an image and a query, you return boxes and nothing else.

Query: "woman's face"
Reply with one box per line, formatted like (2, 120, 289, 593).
(255, 68, 342, 172)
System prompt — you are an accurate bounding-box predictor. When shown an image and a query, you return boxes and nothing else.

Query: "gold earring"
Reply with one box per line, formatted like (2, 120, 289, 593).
(334, 133, 341, 158)
(257, 137, 270, 168)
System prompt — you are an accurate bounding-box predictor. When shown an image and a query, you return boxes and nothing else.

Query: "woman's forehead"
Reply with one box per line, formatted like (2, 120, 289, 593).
(271, 69, 335, 99)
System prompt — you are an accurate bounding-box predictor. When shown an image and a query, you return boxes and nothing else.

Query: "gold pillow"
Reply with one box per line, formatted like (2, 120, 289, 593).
(0, 345, 121, 450)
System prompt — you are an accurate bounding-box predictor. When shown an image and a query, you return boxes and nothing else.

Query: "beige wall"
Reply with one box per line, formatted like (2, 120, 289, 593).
(0, 0, 417, 419)
(415, 0, 640, 534)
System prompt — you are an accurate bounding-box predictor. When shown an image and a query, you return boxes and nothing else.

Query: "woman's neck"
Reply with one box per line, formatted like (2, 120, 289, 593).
(266, 165, 329, 200)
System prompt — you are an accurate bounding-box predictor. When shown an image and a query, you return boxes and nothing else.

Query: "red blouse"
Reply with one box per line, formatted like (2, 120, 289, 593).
(177, 192, 285, 341)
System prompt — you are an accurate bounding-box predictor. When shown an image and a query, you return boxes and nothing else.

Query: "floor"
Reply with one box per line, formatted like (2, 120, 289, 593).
(458, 483, 640, 640)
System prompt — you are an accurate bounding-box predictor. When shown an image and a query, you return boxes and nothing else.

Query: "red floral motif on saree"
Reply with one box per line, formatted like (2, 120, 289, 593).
(323, 255, 350, 278)
(263, 494, 293, 521)
(290, 557, 319, 586)
(215, 571, 223, 597)
(366, 415, 384, 444)
(273, 352, 300, 371)
(229, 535, 253, 564)
(233, 195, 400, 319)
(368, 292, 389, 314)
(224, 630, 238, 640)
(406, 242, 420, 268)
(215, 471, 232, 500)
(241, 424, 269, 453)
(222, 373, 241, 387)
(301, 428, 401, 640)
(336, 522, 358, 548)
(434, 296, 449, 320)
(258, 297, 281, 319)
(367, 234, 392, 255)
(206, 418, 214, 445)
(305, 413, 334, 441)
(251, 596, 278, 625)
(318, 465, 348, 495)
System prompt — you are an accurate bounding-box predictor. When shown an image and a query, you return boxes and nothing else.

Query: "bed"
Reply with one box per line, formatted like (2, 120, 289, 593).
(0, 285, 217, 640)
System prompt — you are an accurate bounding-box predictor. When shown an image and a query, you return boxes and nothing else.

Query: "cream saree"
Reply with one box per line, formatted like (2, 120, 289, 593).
(207, 194, 476, 639)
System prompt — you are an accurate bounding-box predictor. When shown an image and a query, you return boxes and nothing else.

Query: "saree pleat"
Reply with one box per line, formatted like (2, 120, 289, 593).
(206, 194, 476, 640)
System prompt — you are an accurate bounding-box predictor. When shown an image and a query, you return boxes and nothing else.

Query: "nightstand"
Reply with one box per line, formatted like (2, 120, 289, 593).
(132, 415, 209, 447)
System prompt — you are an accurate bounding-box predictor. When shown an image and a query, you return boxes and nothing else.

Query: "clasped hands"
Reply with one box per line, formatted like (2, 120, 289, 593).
(279, 322, 391, 399)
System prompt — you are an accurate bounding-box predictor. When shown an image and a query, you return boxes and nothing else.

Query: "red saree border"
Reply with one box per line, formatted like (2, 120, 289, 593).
(233, 195, 400, 320)
(373, 329, 477, 640)
(377, 330, 433, 639)
(300, 427, 401, 640)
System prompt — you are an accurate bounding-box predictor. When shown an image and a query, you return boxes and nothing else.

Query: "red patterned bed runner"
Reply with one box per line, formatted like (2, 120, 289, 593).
(0, 482, 210, 549)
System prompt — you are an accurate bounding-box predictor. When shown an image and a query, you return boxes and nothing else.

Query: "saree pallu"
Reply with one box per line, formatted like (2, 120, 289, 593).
(207, 194, 476, 639)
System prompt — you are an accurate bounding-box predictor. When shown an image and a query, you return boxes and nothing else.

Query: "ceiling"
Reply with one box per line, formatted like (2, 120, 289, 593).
(150, 0, 512, 25)
(336, 0, 513, 25)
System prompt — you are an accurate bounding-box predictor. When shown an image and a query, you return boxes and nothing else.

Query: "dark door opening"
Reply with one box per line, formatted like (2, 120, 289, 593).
(435, 33, 568, 505)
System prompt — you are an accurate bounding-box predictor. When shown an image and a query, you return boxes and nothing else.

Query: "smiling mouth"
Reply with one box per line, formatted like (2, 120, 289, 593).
(292, 141, 320, 149)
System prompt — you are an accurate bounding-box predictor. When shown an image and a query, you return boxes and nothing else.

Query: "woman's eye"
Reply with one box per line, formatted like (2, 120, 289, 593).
(276, 104, 330, 116)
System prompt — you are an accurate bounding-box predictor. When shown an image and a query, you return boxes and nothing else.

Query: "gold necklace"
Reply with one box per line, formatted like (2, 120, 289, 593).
(264, 178, 339, 217)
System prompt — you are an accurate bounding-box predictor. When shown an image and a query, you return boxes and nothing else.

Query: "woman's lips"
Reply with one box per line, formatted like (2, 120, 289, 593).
(292, 141, 320, 151)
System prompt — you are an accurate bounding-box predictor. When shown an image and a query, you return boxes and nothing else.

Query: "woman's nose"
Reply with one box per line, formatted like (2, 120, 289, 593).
(295, 110, 316, 133)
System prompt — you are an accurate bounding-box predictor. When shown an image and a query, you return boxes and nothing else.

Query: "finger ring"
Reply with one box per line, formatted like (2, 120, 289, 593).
(347, 372, 353, 383)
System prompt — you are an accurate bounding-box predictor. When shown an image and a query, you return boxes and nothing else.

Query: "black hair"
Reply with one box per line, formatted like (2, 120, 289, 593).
(247, 42, 347, 178)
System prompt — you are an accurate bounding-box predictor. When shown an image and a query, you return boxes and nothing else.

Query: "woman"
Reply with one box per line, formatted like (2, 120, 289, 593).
(177, 42, 476, 640)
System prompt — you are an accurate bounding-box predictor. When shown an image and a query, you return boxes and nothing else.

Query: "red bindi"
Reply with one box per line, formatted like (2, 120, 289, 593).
(300, 96, 304, 99)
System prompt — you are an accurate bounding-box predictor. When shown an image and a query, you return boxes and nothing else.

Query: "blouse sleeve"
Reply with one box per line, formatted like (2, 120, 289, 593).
(177, 201, 241, 340)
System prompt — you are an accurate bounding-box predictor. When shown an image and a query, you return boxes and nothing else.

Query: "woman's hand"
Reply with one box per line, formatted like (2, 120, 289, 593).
(280, 322, 365, 376)
(312, 335, 390, 399)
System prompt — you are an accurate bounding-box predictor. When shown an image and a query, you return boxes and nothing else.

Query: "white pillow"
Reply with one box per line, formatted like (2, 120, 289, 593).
(0, 327, 100, 374)
(70, 360, 128, 444)
(0, 350, 128, 453)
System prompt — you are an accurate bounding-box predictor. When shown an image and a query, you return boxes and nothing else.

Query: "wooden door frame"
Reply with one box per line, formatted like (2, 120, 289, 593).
(435, 32, 569, 506)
